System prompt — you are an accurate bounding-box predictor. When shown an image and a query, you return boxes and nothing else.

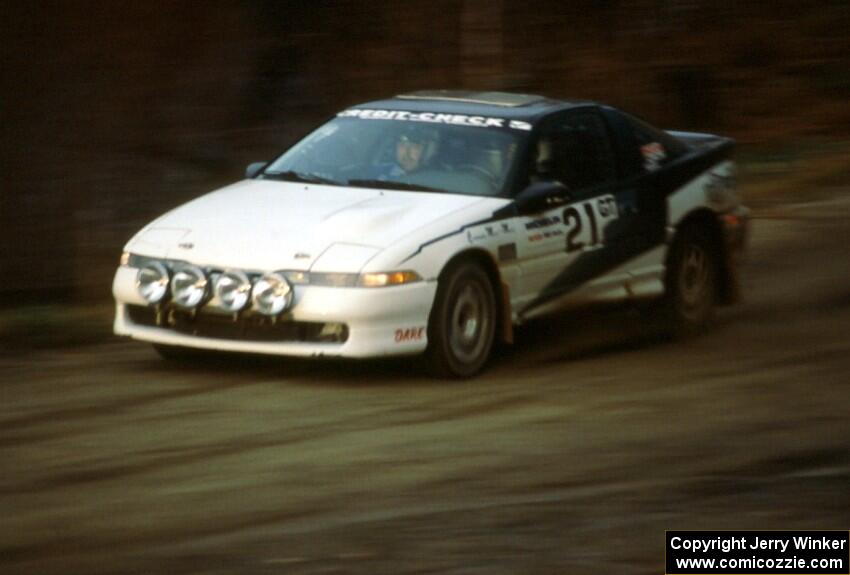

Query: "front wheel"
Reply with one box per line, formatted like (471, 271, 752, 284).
(425, 262, 496, 378)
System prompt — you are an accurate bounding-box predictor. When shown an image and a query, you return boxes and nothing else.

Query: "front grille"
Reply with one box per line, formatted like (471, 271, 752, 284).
(127, 305, 348, 344)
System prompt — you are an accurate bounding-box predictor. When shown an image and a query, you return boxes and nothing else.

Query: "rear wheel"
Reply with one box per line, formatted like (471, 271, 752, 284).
(425, 262, 496, 378)
(662, 225, 718, 335)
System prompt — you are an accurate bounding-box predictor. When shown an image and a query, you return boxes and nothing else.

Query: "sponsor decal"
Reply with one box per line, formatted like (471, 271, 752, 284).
(641, 142, 667, 172)
(338, 109, 532, 131)
(563, 195, 619, 253)
(395, 326, 425, 342)
(468, 221, 515, 243)
(526, 195, 617, 247)
(528, 229, 564, 242)
(509, 120, 533, 131)
(525, 215, 562, 230)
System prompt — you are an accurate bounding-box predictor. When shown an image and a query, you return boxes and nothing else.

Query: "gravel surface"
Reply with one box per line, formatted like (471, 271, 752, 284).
(2, 195, 849, 574)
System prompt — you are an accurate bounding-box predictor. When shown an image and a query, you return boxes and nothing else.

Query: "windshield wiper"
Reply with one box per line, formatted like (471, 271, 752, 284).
(347, 179, 446, 193)
(263, 170, 342, 186)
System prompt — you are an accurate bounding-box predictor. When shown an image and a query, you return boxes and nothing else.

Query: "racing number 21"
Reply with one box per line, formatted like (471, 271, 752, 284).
(563, 196, 617, 253)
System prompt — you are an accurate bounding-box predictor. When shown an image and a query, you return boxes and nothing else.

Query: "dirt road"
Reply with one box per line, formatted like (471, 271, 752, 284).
(3, 196, 850, 574)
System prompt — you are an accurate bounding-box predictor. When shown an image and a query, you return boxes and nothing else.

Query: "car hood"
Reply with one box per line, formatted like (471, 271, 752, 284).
(128, 179, 488, 271)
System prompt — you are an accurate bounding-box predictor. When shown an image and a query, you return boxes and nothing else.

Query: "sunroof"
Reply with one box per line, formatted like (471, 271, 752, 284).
(396, 90, 546, 107)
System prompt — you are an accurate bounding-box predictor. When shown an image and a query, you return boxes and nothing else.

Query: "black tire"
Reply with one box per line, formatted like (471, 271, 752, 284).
(661, 225, 719, 335)
(425, 262, 497, 378)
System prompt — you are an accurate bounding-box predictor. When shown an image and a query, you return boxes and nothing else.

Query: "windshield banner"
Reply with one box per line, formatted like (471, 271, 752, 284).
(338, 109, 533, 131)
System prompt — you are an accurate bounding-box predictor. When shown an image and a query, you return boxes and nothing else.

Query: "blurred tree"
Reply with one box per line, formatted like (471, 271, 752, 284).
(461, 0, 504, 89)
(1, 0, 849, 299)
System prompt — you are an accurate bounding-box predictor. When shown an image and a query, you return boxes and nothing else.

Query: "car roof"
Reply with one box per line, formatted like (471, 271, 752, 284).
(350, 90, 594, 123)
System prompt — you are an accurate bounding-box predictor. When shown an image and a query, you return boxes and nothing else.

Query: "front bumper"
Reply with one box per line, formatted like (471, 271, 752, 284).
(112, 265, 438, 358)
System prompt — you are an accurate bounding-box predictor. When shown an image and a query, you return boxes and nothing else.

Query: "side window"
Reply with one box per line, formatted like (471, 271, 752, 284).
(532, 112, 617, 193)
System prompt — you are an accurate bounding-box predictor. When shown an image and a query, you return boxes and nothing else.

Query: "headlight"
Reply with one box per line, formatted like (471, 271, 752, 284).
(170, 265, 209, 309)
(120, 252, 130, 266)
(214, 270, 252, 312)
(252, 272, 293, 315)
(358, 270, 422, 287)
(136, 262, 170, 304)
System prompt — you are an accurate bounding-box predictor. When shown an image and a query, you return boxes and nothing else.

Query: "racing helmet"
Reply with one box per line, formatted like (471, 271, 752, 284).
(397, 124, 440, 165)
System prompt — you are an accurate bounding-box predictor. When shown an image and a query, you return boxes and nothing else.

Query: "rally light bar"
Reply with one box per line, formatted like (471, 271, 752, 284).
(130, 254, 422, 311)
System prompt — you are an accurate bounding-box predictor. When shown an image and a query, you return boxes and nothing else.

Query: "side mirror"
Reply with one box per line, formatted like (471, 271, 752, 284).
(513, 181, 571, 214)
(245, 162, 268, 179)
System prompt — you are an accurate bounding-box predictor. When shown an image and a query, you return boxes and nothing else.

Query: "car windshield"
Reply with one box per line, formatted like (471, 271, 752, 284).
(263, 111, 529, 197)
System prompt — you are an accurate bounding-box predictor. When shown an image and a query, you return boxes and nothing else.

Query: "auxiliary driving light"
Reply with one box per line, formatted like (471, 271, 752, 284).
(214, 270, 252, 312)
(170, 265, 209, 309)
(252, 272, 293, 316)
(136, 261, 170, 304)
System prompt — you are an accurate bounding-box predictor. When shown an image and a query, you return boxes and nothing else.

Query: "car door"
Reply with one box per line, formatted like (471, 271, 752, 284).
(514, 108, 648, 317)
(596, 107, 693, 294)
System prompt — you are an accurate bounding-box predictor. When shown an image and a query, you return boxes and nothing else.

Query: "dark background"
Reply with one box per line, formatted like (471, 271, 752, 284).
(3, 5, 850, 574)
(1, 0, 849, 298)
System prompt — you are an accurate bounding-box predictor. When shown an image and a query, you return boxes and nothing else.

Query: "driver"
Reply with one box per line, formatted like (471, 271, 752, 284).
(396, 131, 426, 173)
(376, 125, 437, 180)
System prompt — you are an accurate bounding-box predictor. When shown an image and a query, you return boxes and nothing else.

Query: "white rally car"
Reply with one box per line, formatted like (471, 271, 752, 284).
(113, 90, 748, 376)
